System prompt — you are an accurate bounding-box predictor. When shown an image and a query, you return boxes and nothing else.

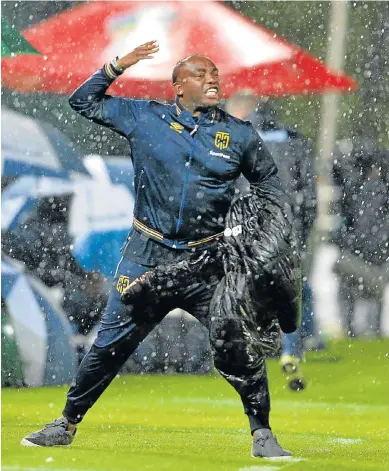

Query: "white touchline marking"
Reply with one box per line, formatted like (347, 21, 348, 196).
(238, 458, 305, 471)
(170, 397, 387, 412)
(2, 467, 99, 471)
(275, 401, 385, 412)
(331, 438, 363, 445)
(238, 466, 281, 471)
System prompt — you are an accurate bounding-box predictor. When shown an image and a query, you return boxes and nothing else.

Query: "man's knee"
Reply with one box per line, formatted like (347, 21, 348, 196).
(93, 315, 138, 349)
(210, 317, 261, 373)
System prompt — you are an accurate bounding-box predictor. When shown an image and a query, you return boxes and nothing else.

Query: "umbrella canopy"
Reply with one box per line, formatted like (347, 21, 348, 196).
(1, 1, 356, 98)
(2, 175, 135, 278)
(1, 18, 40, 57)
(84, 154, 135, 193)
(1, 107, 90, 179)
(1, 256, 78, 387)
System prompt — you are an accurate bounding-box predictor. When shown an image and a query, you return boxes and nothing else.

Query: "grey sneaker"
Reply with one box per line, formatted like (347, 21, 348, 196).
(252, 429, 291, 458)
(21, 417, 76, 447)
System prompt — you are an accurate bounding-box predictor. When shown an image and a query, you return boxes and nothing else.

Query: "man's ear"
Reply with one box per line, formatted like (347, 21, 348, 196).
(173, 82, 183, 97)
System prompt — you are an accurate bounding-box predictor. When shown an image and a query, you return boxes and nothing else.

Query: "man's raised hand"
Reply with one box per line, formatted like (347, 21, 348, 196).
(116, 41, 159, 70)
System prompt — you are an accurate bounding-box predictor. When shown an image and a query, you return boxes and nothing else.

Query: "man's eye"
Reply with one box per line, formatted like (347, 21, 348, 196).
(196, 73, 205, 78)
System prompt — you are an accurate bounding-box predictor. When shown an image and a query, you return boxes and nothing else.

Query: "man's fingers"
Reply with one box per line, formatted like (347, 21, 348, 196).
(137, 45, 159, 53)
(136, 52, 159, 60)
(139, 40, 158, 48)
(118, 41, 158, 67)
(136, 46, 159, 58)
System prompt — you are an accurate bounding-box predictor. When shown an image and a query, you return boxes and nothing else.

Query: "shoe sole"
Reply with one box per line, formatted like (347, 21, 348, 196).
(251, 454, 293, 459)
(21, 438, 41, 447)
(20, 438, 70, 447)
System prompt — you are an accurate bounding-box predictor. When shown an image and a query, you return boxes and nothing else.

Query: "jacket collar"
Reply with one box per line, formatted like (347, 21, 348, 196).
(173, 97, 219, 126)
(174, 97, 186, 116)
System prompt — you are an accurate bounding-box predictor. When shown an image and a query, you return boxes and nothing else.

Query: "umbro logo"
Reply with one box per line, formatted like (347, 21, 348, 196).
(170, 122, 184, 134)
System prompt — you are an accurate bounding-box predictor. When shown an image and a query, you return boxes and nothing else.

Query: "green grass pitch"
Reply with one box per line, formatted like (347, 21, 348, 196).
(2, 339, 389, 471)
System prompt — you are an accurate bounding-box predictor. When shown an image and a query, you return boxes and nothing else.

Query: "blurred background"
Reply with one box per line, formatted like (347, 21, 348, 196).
(1, 0, 389, 388)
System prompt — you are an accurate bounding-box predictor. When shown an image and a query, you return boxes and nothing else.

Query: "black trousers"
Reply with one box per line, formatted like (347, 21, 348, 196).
(63, 255, 271, 433)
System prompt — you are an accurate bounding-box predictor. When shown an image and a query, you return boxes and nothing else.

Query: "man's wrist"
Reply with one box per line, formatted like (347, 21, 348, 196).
(103, 58, 125, 80)
(112, 57, 125, 73)
(115, 57, 128, 71)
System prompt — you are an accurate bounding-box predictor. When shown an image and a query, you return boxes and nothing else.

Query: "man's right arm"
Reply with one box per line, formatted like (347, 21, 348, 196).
(69, 40, 159, 137)
(69, 68, 139, 137)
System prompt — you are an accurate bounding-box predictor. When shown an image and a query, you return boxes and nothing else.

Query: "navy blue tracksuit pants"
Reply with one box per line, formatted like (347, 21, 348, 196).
(63, 235, 271, 433)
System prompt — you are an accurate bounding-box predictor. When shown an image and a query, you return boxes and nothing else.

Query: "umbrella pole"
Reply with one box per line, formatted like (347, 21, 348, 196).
(311, 1, 349, 264)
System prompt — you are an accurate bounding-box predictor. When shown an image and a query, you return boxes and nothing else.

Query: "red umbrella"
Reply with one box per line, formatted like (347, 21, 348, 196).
(1, 1, 357, 99)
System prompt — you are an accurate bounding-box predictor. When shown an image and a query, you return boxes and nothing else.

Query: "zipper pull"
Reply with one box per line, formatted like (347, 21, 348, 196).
(190, 124, 199, 136)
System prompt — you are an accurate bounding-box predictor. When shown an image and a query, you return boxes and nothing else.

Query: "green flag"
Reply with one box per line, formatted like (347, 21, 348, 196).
(1, 18, 40, 57)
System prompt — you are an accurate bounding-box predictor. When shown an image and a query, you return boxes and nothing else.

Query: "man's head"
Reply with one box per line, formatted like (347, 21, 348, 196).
(225, 90, 257, 120)
(172, 55, 220, 112)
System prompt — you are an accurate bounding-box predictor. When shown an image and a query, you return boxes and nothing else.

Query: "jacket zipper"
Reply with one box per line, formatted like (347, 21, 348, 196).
(175, 124, 199, 234)
(134, 169, 144, 216)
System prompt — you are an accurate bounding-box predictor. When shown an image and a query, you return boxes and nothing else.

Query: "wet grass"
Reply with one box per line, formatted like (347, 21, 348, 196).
(2, 338, 389, 471)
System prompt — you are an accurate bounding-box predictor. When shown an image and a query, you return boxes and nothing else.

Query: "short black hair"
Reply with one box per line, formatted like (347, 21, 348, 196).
(172, 54, 205, 84)
(171, 62, 182, 84)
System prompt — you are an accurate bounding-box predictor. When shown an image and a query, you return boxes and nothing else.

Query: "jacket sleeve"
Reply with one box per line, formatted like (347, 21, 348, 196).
(68, 68, 142, 137)
(240, 123, 283, 195)
(240, 122, 294, 242)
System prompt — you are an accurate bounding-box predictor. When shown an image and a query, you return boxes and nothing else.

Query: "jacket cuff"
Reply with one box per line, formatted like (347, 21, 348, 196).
(103, 61, 123, 80)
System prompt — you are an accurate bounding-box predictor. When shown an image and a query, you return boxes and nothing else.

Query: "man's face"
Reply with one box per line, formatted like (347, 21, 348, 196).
(173, 56, 221, 108)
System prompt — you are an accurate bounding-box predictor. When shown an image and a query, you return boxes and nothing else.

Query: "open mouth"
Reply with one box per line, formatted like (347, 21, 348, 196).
(204, 87, 219, 99)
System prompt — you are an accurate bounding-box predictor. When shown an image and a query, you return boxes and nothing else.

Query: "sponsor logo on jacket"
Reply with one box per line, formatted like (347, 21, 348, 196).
(209, 150, 230, 159)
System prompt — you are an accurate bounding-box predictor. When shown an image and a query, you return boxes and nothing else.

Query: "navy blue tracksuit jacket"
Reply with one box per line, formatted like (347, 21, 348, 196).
(69, 68, 281, 250)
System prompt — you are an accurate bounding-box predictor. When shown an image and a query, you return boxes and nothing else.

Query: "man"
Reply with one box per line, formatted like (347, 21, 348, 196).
(2, 195, 107, 337)
(226, 90, 318, 390)
(332, 142, 389, 336)
(22, 41, 291, 458)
